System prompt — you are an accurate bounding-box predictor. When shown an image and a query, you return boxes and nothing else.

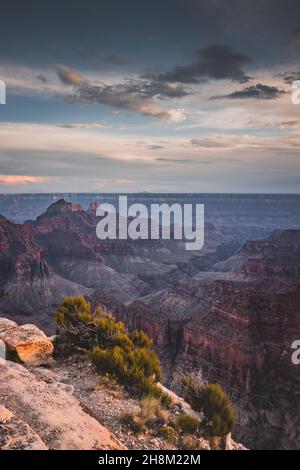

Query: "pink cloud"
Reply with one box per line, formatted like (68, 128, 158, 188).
(0, 175, 47, 185)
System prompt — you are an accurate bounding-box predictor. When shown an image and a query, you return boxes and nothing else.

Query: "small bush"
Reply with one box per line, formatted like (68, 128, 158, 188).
(95, 373, 118, 390)
(113, 332, 134, 351)
(130, 330, 153, 349)
(140, 396, 162, 423)
(120, 408, 145, 434)
(182, 377, 236, 438)
(139, 380, 171, 408)
(88, 315, 166, 402)
(97, 315, 126, 348)
(159, 426, 177, 444)
(175, 413, 200, 435)
(55, 296, 168, 407)
(179, 435, 203, 450)
(54, 296, 92, 325)
(88, 346, 127, 378)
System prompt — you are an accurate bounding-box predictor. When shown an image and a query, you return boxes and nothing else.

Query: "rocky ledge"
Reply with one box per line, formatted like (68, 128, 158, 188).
(0, 317, 246, 451)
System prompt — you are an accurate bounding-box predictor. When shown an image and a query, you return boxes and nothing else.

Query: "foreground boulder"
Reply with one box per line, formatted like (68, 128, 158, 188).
(0, 361, 125, 450)
(0, 318, 54, 365)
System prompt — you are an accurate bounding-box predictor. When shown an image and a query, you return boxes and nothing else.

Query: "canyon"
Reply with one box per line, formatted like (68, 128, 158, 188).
(0, 195, 299, 449)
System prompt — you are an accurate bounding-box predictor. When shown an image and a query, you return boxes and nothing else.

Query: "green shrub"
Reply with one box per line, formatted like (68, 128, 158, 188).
(140, 396, 162, 423)
(113, 332, 134, 351)
(159, 426, 177, 444)
(136, 378, 171, 408)
(97, 315, 126, 347)
(182, 377, 236, 438)
(55, 297, 168, 407)
(95, 373, 118, 390)
(54, 296, 92, 325)
(130, 330, 153, 349)
(88, 346, 127, 378)
(88, 314, 166, 402)
(175, 413, 200, 435)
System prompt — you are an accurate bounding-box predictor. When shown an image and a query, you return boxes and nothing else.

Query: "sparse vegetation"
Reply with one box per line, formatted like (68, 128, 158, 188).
(140, 396, 162, 423)
(54, 296, 237, 448)
(174, 413, 200, 435)
(159, 425, 177, 444)
(89, 313, 167, 400)
(120, 407, 145, 434)
(55, 296, 169, 403)
(182, 377, 236, 438)
(179, 435, 203, 450)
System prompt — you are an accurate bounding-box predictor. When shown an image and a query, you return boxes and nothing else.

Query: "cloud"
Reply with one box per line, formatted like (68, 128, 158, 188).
(57, 123, 109, 129)
(281, 71, 300, 84)
(56, 65, 187, 122)
(145, 144, 165, 150)
(149, 45, 252, 84)
(156, 156, 241, 165)
(190, 132, 300, 150)
(279, 120, 300, 128)
(36, 74, 47, 83)
(56, 64, 86, 86)
(190, 135, 264, 149)
(95, 178, 135, 188)
(156, 157, 195, 164)
(0, 175, 47, 185)
(212, 83, 285, 100)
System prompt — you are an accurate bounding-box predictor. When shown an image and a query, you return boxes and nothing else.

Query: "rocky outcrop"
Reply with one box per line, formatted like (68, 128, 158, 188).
(0, 404, 48, 450)
(0, 317, 248, 451)
(0, 360, 125, 450)
(0, 317, 54, 365)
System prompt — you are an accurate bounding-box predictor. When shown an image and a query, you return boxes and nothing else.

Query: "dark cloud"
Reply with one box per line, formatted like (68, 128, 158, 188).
(56, 64, 86, 86)
(56, 65, 187, 121)
(36, 75, 47, 83)
(57, 123, 108, 129)
(212, 83, 285, 100)
(279, 120, 300, 128)
(148, 45, 252, 84)
(281, 71, 300, 84)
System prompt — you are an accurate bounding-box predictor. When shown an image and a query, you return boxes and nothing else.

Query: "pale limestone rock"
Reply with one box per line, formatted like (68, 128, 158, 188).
(0, 361, 125, 450)
(0, 317, 17, 334)
(0, 404, 13, 423)
(157, 382, 200, 418)
(225, 432, 248, 450)
(0, 405, 48, 450)
(0, 321, 54, 365)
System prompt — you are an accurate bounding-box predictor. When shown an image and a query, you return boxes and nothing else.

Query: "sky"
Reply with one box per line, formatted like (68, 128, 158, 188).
(0, 0, 300, 193)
